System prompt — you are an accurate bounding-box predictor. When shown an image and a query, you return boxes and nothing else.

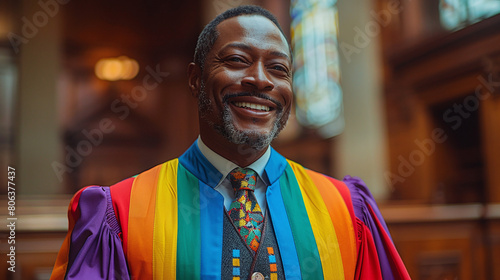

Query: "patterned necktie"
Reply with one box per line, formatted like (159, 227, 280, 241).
(227, 167, 264, 252)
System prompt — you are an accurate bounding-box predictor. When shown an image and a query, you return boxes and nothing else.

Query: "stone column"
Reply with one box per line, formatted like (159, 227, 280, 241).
(17, 0, 64, 195)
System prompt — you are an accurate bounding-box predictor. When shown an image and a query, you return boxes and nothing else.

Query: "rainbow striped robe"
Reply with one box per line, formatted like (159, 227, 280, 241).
(51, 142, 410, 280)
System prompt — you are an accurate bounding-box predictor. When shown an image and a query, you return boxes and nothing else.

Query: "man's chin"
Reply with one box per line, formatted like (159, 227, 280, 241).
(216, 125, 276, 151)
(241, 132, 275, 150)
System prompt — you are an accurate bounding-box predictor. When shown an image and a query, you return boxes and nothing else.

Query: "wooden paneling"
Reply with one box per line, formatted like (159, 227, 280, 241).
(382, 203, 500, 279)
(489, 220, 500, 279)
(389, 222, 487, 279)
(377, 1, 500, 278)
(481, 92, 500, 203)
(379, 1, 500, 203)
(0, 232, 66, 280)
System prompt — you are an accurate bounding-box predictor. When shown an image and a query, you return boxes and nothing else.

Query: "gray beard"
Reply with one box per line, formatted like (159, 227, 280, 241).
(198, 83, 286, 150)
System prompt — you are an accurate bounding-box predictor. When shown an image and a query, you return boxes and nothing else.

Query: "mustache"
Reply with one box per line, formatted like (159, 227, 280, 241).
(222, 92, 284, 111)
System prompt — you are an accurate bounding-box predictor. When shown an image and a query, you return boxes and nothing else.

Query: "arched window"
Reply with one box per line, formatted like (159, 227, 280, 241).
(291, 0, 344, 138)
(440, 0, 500, 30)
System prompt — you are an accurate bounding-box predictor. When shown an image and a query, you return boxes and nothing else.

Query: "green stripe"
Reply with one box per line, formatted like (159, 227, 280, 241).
(279, 164, 324, 280)
(176, 164, 201, 279)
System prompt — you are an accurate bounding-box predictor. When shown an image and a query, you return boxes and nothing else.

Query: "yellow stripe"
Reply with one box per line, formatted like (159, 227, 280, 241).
(306, 169, 357, 279)
(153, 159, 178, 279)
(287, 160, 345, 280)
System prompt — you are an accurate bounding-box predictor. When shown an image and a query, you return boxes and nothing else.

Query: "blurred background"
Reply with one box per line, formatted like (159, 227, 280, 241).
(1, 0, 500, 279)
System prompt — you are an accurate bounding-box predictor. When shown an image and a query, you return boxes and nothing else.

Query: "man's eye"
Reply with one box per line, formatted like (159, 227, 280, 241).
(271, 65, 288, 73)
(228, 57, 245, 63)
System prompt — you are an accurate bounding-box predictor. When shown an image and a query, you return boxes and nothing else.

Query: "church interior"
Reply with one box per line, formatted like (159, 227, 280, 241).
(1, 0, 500, 279)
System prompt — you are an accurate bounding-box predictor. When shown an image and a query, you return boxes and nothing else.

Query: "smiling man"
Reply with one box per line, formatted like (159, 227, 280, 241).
(51, 5, 409, 280)
(191, 11, 293, 166)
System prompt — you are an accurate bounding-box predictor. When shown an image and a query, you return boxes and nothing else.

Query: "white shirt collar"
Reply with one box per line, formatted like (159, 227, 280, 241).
(197, 136, 270, 182)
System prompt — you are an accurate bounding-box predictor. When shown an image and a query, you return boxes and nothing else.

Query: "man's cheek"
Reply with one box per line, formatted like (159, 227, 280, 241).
(279, 109, 291, 128)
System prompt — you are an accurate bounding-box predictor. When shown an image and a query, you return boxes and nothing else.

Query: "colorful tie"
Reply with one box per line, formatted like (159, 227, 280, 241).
(227, 167, 264, 252)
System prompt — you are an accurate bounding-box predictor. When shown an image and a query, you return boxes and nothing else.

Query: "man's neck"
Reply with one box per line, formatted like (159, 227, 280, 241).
(197, 136, 270, 178)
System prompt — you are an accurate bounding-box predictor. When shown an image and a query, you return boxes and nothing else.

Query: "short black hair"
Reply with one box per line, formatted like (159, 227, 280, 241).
(194, 5, 288, 71)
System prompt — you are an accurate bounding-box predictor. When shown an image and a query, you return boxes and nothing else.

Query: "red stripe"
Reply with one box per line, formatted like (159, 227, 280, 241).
(367, 204, 411, 280)
(355, 218, 383, 279)
(110, 177, 134, 255)
(70, 186, 92, 224)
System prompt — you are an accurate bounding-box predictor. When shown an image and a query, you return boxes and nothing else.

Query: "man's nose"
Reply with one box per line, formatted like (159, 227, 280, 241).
(241, 62, 274, 91)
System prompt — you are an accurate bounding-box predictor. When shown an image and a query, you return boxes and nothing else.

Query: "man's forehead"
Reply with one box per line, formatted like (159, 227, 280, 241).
(215, 15, 290, 55)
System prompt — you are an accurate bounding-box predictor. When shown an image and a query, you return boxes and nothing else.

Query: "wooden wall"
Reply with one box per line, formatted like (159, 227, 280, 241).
(377, 0, 500, 278)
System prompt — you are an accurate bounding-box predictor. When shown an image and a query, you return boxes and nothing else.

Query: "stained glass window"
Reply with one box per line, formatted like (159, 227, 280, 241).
(440, 0, 500, 30)
(291, 0, 344, 138)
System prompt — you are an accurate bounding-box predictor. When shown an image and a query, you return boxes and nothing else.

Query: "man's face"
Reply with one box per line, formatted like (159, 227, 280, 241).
(198, 15, 293, 150)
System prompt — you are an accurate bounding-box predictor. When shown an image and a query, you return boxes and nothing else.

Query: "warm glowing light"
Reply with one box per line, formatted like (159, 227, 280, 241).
(0, 17, 12, 39)
(95, 56, 139, 81)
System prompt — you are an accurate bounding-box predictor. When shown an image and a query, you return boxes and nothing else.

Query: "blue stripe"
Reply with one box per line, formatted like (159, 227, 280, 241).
(179, 141, 222, 187)
(265, 148, 288, 184)
(199, 180, 224, 280)
(267, 179, 302, 279)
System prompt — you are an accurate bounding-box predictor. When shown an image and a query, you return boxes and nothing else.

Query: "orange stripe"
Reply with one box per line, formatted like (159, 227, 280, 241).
(305, 170, 357, 279)
(127, 165, 162, 279)
(50, 186, 90, 280)
(327, 178, 361, 252)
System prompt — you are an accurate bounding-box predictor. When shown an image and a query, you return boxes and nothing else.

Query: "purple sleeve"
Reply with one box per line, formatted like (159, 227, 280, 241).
(65, 186, 130, 280)
(343, 175, 396, 280)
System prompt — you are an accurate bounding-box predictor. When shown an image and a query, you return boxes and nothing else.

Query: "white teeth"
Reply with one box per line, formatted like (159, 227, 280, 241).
(234, 102, 270, 112)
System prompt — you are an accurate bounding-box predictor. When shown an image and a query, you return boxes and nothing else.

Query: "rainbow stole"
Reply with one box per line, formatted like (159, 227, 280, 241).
(125, 148, 357, 280)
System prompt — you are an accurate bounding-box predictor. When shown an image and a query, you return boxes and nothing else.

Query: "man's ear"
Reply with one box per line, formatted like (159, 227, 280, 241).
(187, 62, 202, 97)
